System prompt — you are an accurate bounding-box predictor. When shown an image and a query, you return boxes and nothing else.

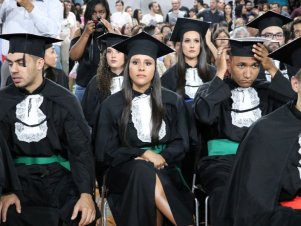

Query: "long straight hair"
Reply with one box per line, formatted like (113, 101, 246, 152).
(120, 60, 164, 145)
(176, 35, 210, 96)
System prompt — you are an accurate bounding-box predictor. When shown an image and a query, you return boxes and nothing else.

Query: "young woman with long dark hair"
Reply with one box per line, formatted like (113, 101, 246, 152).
(161, 18, 216, 185)
(94, 32, 194, 226)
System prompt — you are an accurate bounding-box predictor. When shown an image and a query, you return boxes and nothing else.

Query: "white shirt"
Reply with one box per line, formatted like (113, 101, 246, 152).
(110, 11, 132, 29)
(141, 13, 163, 25)
(0, 0, 63, 55)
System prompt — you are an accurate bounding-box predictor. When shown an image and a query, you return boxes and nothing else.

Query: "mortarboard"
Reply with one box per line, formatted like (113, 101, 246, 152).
(0, 33, 61, 58)
(112, 31, 174, 60)
(229, 37, 270, 57)
(246, 10, 292, 32)
(268, 37, 301, 74)
(96, 33, 129, 49)
(169, 17, 210, 42)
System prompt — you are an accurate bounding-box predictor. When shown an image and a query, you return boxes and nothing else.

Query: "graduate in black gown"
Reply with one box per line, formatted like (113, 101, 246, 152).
(193, 37, 296, 224)
(0, 33, 96, 226)
(161, 18, 216, 186)
(214, 37, 301, 226)
(94, 31, 194, 226)
(82, 32, 128, 189)
(82, 33, 128, 131)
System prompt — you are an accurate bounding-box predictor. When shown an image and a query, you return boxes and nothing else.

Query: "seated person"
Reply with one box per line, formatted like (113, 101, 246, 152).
(94, 31, 194, 226)
(193, 37, 296, 223)
(214, 36, 301, 226)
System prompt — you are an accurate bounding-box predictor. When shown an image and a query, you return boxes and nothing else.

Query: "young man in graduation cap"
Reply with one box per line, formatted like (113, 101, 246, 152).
(0, 33, 96, 226)
(193, 37, 296, 225)
(213, 37, 301, 226)
(247, 10, 293, 81)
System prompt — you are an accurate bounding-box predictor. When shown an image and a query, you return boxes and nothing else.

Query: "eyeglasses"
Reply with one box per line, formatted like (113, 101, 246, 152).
(261, 33, 284, 40)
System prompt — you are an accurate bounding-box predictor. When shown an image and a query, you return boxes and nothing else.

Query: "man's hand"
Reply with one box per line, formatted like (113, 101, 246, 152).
(71, 193, 96, 226)
(253, 43, 278, 78)
(215, 47, 229, 80)
(0, 193, 21, 223)
(16, 0, 34, 12)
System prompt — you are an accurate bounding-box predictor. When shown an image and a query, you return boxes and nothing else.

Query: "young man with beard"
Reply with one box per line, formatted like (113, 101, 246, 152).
(0, 33, 96, 226)
(247, 10, 292, 81)
(193, 37, 296, 225)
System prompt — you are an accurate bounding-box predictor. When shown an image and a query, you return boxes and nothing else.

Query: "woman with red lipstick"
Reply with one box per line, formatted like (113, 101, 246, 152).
(94, 32, 194, 226)
(161, 18, 216, 185)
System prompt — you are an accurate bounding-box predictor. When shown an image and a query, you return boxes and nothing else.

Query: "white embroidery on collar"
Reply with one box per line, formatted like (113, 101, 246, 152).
(185, 68, 203, 99)
(15, 95, 47, 143)
(131, 94, 166, 142)
(231, 87, 262, 128)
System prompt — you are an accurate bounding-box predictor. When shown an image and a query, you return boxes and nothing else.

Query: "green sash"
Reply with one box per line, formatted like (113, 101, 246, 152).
(207, 139, 239, 156)
(14, 155, 71, 171)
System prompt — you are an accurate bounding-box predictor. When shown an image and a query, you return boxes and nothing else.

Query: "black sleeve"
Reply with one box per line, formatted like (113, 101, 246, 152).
(193, 76, 231, 125)
(268, 70, 296, 101)
(94, 101, 145, 166)
(160, 96, 189, 165)
(64, 111, 95, 194)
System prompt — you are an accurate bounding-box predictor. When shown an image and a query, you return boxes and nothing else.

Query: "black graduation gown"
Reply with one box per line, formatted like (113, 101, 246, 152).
(0, 79, 95, 225)
(44, 67, 69, 89)
(193, 71, 296, 193)
(214, 102, 301, 226)
(161, 63, 216, 185)
(0, 130, 21, 196)
(94, 88, 194, 226)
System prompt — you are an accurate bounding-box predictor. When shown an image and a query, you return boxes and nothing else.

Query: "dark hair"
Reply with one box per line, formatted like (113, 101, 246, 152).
(291, 18, 301, 39)
(84, 0, 110, 24)
(176, 33, 211, 96)
(212, 27, 230, 46)
(120, 60, 164, 145)
(148, 1, 156, 10)
(143, 25, 156, 35)
(115, 0, 124, 6)
(133, 9, 141, 24)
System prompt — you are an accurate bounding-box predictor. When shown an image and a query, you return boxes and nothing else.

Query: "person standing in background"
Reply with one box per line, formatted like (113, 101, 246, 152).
(0, 0, 63, 88)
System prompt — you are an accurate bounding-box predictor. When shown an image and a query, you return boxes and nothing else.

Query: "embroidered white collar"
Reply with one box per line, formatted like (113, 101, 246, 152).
(131, 94, 166, 142)
(15, 94, 48, 142)
(230, 87, 262, 128)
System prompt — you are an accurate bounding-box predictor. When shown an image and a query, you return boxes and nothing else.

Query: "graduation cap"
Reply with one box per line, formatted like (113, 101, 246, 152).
(112, 31, 174, 60)
(0, 33, 61, 58)
(96, 32, 129, 49)
(169, 17, 210, 42)
(246, 10, 292, 32)
(229, 37, 270, 57)
(268, 37, 301, 74)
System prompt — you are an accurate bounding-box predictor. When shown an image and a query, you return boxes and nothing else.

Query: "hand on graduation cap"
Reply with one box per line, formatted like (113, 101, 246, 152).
(253, 43, 278, 78)
(71, 193, 96, 226)
(0, 193, 21, 223)
(215, 46, 229, 80)
(141, 150, 168, 170)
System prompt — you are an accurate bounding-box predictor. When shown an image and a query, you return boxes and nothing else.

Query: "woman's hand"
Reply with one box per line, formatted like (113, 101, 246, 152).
(82, 20, 95, 38)
(101, 19, 121, 34)
(141, 150, 168, 170)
